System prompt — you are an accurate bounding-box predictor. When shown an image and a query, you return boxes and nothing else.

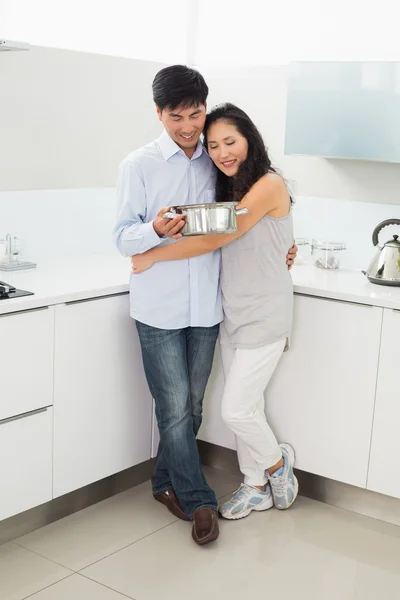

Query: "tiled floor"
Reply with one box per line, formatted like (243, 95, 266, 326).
(2, 466, 400, 600)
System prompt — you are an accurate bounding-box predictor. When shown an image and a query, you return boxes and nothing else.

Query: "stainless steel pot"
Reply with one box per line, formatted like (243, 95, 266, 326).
(362, 219, 400, 286)
(162, 202, 249, 236)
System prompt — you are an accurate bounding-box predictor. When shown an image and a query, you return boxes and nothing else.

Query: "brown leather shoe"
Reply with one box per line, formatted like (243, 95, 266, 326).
(192, 508, 219, 545)
(153, 488, 191, 521)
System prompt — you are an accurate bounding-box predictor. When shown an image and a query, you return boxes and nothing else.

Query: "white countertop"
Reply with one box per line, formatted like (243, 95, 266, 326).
(292, 263, 400, 310)
(1, 255, 400, 315)
(0, 255, 130, 315)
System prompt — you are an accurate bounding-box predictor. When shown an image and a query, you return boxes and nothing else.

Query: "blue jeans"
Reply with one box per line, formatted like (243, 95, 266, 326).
(136, 321, 219, 517)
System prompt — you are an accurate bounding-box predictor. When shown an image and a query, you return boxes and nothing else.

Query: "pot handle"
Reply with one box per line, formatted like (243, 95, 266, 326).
(235, 207, 249, 216)
(372, 219, 400, 246)
(162, 210, 186, 220)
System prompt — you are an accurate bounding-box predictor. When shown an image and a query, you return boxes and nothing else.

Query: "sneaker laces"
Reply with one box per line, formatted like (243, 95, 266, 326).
(228, 483, 262, 504)
(231, 483, 247, 500)
(270, 474, 287, 498)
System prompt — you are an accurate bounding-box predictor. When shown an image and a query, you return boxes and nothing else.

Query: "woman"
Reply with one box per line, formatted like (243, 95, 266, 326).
(131, 103, 298, 519)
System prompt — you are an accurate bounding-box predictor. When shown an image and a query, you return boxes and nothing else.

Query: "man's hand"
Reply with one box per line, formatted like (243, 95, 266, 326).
(131, 252, 155, 274)
(153, 206, 185, 239)
(286, 243, 297, 270)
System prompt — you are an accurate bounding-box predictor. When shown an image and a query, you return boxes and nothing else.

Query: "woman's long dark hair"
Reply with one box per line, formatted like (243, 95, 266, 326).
(203, 103, 277, 203)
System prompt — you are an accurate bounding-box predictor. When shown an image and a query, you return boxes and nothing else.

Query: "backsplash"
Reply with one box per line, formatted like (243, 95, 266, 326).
(0, 188, 117, 264)
(293, 196, 400, 271)
(1, 188, 400, 270)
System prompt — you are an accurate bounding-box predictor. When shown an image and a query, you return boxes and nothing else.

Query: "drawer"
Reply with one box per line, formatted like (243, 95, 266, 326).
(0, 306, 54, 421)
(0, 407, 53, 521)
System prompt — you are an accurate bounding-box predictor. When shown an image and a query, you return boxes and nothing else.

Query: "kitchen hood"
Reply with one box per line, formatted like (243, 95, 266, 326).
(0, 39, 30, 52)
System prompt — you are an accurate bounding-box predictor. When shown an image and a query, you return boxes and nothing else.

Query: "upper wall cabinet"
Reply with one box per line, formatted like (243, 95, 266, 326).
(0, 47, 163, 191)
(285, 62, 400, 163)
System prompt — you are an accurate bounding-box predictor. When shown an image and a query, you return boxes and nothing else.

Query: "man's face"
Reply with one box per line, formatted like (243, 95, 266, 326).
(157, 104, 207, 155)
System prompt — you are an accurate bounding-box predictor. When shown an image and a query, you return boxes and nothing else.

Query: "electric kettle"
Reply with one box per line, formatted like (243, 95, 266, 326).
(363, 219, 400, 286)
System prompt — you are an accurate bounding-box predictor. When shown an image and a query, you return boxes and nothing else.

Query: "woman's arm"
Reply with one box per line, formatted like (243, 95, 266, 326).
(131, 174, 289, 273)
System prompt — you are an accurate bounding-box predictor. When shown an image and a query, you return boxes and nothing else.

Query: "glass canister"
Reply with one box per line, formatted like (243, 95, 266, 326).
(311, 239, 346, 270)
(0, 239, 6, 263)
(293, 238, 310, 265)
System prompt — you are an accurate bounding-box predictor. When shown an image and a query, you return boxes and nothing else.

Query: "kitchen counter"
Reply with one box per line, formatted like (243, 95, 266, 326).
(2, 253, 400, 527)
(1, 255, 400, 315)
(292, 263, 400, 310)
(0, 255, 130, 315)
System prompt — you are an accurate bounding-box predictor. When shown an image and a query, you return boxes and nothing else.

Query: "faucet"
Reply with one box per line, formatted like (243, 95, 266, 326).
(5, 233, 12, 260)
(0, 234, 36, 271)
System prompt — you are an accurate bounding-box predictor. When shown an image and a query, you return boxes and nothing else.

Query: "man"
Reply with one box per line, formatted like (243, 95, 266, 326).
(114, 65, 296, 546)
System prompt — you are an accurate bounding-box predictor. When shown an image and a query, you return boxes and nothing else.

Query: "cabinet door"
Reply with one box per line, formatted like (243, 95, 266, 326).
(266, 295, 382, 488)
(0, 408, 53, 521)
(367, 308, 400, 498)
(198, 342, 236, 450)
(0, 307, 54, 421)
(53, 294, 152, 498)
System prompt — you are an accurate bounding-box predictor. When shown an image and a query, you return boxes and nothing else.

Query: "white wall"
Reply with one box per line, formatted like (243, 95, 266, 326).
(195, 0, 400, 65)
(2, 1, 400, 266)
(0, 188, 116, 263)
(5, 0, 399, 66)
(293, 196, 400, 271)
(1, 0, 189, 64)
(201, 65, 400, 205)
(2, 187, 400, 270)
(0, 46, 164, 190)
(199, 62, 400, 269)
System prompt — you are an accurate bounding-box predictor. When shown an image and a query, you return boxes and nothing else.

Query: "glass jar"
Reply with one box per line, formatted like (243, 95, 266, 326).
(293, 238, 311, 265)
(311, 240, 346, 270)
(0, 239, 6, 263)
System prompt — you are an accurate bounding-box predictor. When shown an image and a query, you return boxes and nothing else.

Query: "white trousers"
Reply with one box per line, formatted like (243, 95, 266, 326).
(220, 338, 286, 487)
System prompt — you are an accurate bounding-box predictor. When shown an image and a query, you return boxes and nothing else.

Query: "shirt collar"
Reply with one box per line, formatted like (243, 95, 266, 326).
(158, 130, 205, 161)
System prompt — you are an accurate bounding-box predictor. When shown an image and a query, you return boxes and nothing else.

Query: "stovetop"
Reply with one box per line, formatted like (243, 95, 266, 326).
(0, 281, 34, 300)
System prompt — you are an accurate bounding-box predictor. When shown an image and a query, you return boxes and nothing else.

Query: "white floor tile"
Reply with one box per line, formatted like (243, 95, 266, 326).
(356, 562, 400, 599)
(14, 481, 177, 571)
(0, 542, 72, 600)
(81, 497, 365, 600)
(7, 469, 400, 600)
(27, 574, 132, 599)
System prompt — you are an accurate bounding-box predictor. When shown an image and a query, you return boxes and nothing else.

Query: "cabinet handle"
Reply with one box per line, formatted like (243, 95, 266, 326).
(66, 291, 129, 306)
(294, 293, 374, 308)
(0, 406, 49, 426)
(0, 306, 49, 318)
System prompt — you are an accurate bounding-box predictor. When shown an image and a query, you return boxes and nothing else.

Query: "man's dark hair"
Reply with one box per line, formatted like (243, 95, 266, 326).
(152, 65, 208, 112)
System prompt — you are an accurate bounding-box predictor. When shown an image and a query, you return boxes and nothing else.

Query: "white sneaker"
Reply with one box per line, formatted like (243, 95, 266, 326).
(267, 443, 299, 510)
(219, 483, 273, 520)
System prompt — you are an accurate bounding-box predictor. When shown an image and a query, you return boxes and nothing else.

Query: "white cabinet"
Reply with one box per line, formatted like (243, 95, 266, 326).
(0, 307, 54, 421)
(53, 293, 152, 498)
(198, 342, 235, 450)
(265, 295, 382, 489)
(367, 308, 400, 498)
(0, 408, 53, 521)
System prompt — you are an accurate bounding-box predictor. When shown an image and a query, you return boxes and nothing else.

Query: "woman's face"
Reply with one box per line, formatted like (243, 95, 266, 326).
(206, 120, 248, 177)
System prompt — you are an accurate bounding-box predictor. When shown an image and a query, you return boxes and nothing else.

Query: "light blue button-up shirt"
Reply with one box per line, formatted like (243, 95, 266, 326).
(114, 131, 223, 329)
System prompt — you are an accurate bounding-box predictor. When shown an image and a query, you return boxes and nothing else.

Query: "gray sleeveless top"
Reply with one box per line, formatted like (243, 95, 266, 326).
(219, 209, 294, 349)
